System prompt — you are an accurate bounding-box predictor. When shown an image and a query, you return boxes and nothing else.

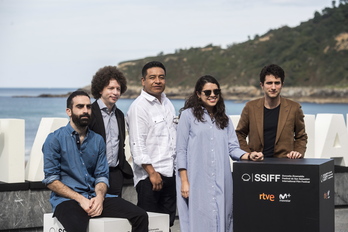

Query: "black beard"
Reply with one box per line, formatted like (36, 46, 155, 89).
(71, 113, 91, 127)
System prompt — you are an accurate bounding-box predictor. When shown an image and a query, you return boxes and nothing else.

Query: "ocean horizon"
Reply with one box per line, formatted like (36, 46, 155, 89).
(1, 88, 347, 158)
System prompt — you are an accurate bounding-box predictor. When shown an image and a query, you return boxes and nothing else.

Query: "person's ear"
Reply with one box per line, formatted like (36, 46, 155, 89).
(66, 108, 72, 117)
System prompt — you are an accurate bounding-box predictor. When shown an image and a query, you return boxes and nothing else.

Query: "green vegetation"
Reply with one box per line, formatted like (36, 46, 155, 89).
(118, 2, 348, 88)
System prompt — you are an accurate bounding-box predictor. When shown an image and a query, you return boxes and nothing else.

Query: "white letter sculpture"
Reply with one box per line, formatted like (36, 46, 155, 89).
(25, 117, 68, 182)
(0, 119, 25, 183)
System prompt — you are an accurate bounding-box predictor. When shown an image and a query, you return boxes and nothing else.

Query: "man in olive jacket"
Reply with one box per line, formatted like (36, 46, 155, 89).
(236, 64, 307, 158)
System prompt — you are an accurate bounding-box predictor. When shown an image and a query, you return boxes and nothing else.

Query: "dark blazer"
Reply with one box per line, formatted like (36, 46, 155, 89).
(236, 97, 308, 158)
(89, 101, 133, 178)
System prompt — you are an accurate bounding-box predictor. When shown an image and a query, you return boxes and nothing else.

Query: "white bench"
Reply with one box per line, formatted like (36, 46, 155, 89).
(43, 212, 169, 232)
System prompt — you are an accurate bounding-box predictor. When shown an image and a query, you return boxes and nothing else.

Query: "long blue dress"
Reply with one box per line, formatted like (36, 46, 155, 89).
(176, 108, 246, 232)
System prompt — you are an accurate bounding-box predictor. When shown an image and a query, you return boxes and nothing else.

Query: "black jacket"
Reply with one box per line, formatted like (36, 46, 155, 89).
(89, 100, 133, 178)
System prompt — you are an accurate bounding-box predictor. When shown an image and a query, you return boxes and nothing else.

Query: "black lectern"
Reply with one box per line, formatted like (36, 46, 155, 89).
(233, 158, 334, 232)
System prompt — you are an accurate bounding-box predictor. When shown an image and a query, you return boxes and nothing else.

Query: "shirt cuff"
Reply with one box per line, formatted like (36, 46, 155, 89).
(42, 174, 60, 185)
(133, 155, 152, 167)
(95, 176, 109, 188)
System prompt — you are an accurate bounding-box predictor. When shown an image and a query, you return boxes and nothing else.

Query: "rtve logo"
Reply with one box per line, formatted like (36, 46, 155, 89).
(259, 193, 275, 201)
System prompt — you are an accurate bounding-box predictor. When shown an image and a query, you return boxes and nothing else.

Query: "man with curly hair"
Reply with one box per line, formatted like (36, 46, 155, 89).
(89, 66, 133, 197)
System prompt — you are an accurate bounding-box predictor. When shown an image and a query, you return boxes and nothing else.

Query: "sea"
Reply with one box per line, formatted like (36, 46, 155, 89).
(0, 88, 347, 158)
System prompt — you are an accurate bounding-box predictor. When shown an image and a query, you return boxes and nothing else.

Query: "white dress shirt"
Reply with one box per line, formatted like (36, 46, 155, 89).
(126, 90, 177, 186)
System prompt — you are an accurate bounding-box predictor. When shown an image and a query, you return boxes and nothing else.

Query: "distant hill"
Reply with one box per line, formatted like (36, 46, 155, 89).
(72, 3, 348, 103)
(116, 2, 348, 89)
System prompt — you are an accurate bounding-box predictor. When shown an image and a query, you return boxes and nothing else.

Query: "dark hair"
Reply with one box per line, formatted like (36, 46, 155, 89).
(180, 75, 229, 129)
(67, 90, 90, 109)
(141, 61, 166, 78)
(91, 66, 127, 99)
(259, 64, 285, 84)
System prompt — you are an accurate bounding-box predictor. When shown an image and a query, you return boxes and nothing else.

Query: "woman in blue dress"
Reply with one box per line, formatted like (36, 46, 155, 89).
(176, 75, 263, 232)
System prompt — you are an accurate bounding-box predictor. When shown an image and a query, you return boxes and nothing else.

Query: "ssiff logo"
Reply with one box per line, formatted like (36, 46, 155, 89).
(254, 174, 280, 182)
(241, 173, 251, 181)
(241, 173, 280, 182)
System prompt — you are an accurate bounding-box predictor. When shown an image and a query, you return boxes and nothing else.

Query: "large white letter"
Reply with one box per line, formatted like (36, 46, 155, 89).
(25, 117, 68, 181)
(304, 114, 315, 158)
(315, 114, 348, 166)
(0, 119, 25, 183)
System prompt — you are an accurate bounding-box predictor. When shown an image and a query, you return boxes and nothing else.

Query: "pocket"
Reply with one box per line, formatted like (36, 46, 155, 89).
(152, 115, 168, 138)
(152, 115, 165, 124)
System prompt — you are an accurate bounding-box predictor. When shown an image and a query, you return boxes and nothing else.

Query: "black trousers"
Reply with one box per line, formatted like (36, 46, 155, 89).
(136, 173, 176, 227)
(54, 197, 148, 232)
(108, 166, 124, 197)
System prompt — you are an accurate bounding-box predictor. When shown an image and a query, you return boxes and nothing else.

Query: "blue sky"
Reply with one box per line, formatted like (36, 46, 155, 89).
(0, 0, 330, 88)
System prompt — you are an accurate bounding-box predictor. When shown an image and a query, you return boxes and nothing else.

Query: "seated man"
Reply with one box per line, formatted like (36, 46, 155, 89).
(42, 90, 148, 232)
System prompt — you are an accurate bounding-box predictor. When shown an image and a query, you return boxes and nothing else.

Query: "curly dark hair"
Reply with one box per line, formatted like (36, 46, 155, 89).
(180, 75, 229, 129)
(259, 64, 285, 84)
(91, 66, 127, 99)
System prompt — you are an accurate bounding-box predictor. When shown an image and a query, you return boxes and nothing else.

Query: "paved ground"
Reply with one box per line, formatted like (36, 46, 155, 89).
(335, 207, 348, 232)
(171, 207, 348, 232)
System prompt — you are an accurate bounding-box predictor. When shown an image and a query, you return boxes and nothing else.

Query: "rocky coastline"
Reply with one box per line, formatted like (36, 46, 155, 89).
(14, 86, 348, 104)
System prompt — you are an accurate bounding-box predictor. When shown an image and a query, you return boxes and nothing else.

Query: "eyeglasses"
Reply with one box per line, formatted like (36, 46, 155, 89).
(201, 89, 221, 96)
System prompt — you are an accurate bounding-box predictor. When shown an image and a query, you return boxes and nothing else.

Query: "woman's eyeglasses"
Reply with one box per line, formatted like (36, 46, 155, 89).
(201, 89, 221, 96)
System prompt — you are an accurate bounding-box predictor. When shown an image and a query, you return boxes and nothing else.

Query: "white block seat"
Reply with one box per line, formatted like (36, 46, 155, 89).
(43, 211, 169, 232)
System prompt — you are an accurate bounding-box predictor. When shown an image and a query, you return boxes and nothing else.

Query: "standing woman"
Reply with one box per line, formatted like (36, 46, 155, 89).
(176, 75, 263, 232)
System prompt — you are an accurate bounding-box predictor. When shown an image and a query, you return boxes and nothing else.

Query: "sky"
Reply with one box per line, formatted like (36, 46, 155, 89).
(0, 0, 331, 88)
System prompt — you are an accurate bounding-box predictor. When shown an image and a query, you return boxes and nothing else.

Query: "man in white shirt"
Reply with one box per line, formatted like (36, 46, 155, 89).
(126, 61, 177, 228)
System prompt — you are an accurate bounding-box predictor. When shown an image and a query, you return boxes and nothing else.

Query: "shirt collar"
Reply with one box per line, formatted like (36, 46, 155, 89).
(202, 107, 212, 118)
(66, 122, 90, 137)
(97, 98, 115, 113)
(141, 89, 167, 103)
(66, 122, 75, 134)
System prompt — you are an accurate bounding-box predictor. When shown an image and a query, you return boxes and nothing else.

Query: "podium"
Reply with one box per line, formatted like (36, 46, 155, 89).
(233, 158, 334, 232)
